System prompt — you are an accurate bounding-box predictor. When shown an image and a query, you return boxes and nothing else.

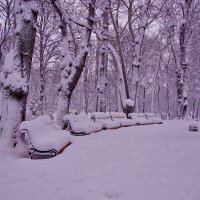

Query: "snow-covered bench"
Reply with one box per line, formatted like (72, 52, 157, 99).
(110, 112, 136, 127)
(145, 113, 163, 124)
(91, 112, 121, 130)
(128, 113, 154, 125)
(63, 113, 103, 136)
(19, 115, 71, 159)
(189, 121, 199, 132)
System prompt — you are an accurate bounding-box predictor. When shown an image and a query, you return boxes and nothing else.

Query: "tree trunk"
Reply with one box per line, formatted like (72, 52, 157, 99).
(50, 0, 96, 128)
(95, 38, 100, 112)
(0, 0, 37, 147)
(109, 5, 130, 100)
(83, 66, 89, 113)
(166, 83, 171, 119)
(38, 4, 45, 114)
(177, 0, 193, 119)
(157, 84, 161, 115)
(97, 0, 109, 112)
(131, 0, 150, 112)
(151, 53, 161, 113)
(142, 87, 146, 113)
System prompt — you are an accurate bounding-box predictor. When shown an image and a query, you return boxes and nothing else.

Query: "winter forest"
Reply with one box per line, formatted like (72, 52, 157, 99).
(0, 0, 199, 146)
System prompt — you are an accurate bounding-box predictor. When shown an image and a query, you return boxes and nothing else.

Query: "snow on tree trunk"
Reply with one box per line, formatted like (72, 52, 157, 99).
(151, 53, 161, 113)
(38, 14, 46, 115)
(131, 0, 150, 112)
(37, 28, 46, 115)
(142, 86, 146, 113)
(176, 0, 193, 119)
(166, 83, 171, 119)
(108, 44, 128, 110)
(0, 0, 38, 147)
(95, 38, 100, 112)
(97, 0, 109, 112)
(109, 5, 130, 101)
(50, 0, 96, 128)
(82, 66, 89, 113)
(168, 0, 194, 119)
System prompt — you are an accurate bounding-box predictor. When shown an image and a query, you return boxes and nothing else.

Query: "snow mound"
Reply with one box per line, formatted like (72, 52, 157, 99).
(63, 114, 102, 134)
(19, 115, 71, 152)
(128, 113, 154, 125)
(91, 112, 110, 119)
(146, 113, 163, 124)
(91, 112, 121, 129)
(189, 121, 199, 132)
(110, 112, 136, 127)
(110, 112, 126, 118)
(122, 99, 134, 108)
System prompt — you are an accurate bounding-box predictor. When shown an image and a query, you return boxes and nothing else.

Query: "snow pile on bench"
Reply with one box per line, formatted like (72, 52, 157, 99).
(63, 113, 102, 135)
(110, 112, 136, 127)
(189, 121, 199, 132)
(91, 112, 121, 130)
(19, 115, 71, 157)
(128, 113, 154, 125)
(145, 113, 163, 124)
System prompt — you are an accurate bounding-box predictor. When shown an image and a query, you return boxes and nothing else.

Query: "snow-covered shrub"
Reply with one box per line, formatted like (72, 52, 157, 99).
(122, 99, 134, 116)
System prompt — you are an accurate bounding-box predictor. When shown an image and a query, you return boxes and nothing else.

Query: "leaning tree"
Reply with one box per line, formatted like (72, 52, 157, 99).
(50, 0, 97, 128)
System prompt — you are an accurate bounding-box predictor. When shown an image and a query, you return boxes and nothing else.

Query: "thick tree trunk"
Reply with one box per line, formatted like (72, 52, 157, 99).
(195, 100, 200, 120)
(0, 0, 37, 147)
(176, 0, 193, 119)
(38, 11, 45, 115)
(166, 83, 171, 119)
(83, 66, 89, 113)
(95, 39, 100, 112)
(50, 0, 96, 128)
(108, 44, 130, 113)
(151, 53, 161, 113)
(97, 0, 109, 112)
(157, 84, 161, 115)
(130, 0, 150, 112)
(142, 87, 146, 113)
(109, 6, 130, 100)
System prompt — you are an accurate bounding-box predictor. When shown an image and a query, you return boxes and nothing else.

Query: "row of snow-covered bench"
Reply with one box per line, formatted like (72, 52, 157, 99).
(19, 112, 163, 159)
(63, 112, 163, 135)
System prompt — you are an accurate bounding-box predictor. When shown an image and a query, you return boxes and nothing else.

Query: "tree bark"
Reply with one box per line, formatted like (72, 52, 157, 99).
(130, 0, 151, 112)
(50, 0, 96, 128)
(0, 0, 37, 147)
(97, 0, 109, 112)
(109, 5, 130, 100)
(151, 53, 161, 113)
(176, 0, 193, 119)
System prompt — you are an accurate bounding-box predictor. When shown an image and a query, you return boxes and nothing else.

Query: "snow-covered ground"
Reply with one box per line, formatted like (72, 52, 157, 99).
(0, 120, 200, 200)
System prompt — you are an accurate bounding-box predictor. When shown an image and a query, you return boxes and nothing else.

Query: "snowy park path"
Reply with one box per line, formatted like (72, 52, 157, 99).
(0, 120, 200, 200)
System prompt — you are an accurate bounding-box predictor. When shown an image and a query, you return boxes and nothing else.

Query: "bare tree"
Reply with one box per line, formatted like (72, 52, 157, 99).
(32, 1, 60, 115)
(50, 0, 96, 128)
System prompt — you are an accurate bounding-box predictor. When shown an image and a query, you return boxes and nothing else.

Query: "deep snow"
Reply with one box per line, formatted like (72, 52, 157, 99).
(0, 120, 200, 200)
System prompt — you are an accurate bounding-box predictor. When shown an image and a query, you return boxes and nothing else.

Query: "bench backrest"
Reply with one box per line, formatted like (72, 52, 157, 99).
(91, 112, 111, 121)
(145, 113, 161, 118)
(19, 115, 56, 147)
(128, 113, 146, 119)
(20, 115, 53, 135)
(145, 113, 156, 118)
(64, 113, 91, 123)
(110, 112, 126, 119)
